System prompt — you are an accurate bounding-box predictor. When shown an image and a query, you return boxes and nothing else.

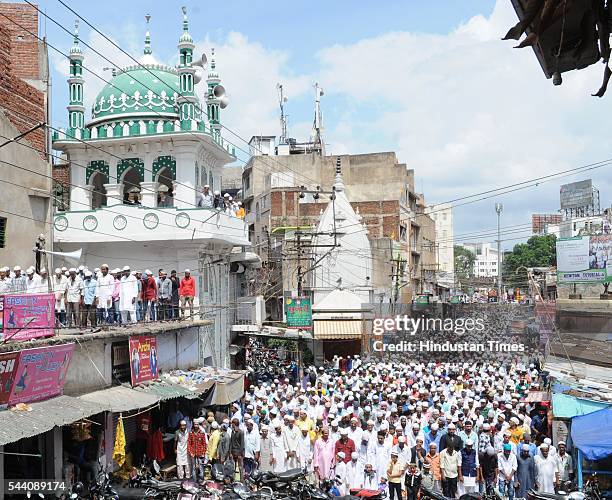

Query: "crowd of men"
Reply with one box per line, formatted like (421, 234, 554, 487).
(0, 264, 198, 328)
(170, 358, 573, 500)
(196, 185, 245, 218)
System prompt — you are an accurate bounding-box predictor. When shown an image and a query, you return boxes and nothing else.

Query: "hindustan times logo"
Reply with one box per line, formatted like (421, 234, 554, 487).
(372, 315, 485, 336)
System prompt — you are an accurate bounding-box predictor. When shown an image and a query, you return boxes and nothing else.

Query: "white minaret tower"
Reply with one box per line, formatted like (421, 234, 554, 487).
(67, 20, 85, 138)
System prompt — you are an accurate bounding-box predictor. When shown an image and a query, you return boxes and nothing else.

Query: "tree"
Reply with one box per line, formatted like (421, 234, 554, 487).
(502, 234, 557, 288)
(454, 245, 476, 284)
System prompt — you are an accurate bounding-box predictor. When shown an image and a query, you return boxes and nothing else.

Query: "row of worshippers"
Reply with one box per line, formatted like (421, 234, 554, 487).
(0, 264, 198, 328)
(196, 185, 244, 218)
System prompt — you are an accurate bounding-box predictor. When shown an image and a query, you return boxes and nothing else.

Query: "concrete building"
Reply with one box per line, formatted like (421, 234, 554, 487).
(460, 242, 501, 278)
(532, 213, 562, 235)
(425, 203, 454, 297)
(51, 11, 254, 358)
(242, 142, 437, 313)
(0, 3, 52, 265)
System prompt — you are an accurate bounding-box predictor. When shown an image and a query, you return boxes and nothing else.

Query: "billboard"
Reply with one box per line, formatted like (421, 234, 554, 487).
(2, 293, 55, 342)
(560, 179, 594, 210)
(7, 343, 74, 406)
(129, 336, 159, 386)
(556, 235, 612, 283)
(285, 297, 312, 329)
(0, 351, 20, 407)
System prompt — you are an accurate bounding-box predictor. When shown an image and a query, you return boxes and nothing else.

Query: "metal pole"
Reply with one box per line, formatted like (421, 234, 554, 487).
(495, 203, 503, 301)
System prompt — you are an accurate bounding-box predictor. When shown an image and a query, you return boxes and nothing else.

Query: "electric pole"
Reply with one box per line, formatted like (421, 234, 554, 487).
(495, 202, 503, 302)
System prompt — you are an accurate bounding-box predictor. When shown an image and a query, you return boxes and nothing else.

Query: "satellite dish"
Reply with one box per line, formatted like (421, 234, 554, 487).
(219, 95, 229, 109)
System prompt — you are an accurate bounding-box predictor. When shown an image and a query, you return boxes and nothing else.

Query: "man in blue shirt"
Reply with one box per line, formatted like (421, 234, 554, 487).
(81, 270, 98, 327)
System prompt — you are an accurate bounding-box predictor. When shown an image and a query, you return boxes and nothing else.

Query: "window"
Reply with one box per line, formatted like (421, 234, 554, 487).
(0, 217, 6, 248)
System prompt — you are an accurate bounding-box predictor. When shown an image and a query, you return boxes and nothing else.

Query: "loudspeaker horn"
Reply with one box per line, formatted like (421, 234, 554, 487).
(40, 248, 82, 262)
(212, 84, 226, 99)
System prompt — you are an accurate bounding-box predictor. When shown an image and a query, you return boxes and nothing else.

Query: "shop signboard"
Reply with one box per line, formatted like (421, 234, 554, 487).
(0, 351, 20, 407)
(450, 295, 461, 304)
(7, 343, 74, 406)
(285, 297, 312, 329)
(129, 335, 159, 386)
(557, 235, 612, 283)
(2, 293, 55, 341)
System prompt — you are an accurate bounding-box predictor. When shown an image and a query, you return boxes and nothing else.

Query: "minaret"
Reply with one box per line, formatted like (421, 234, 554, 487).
(67, 19, 85, 138)
(177, 6, 197, 130)
(206, 48, 223, 135)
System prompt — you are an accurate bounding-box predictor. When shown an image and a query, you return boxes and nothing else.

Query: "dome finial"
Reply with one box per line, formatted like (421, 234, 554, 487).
(144, 14, 152, 55)
(69, 18, 82, 56)
(211, 47, 216, 70)
(182, 6, 188, 32)
(334, 156, 345, 191)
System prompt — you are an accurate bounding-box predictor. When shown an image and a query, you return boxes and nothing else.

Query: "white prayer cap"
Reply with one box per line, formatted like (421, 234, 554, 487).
(122, 265, 130, 271)
(54, 268, 61, 274)
(340, 428, 348, 435)
(521, 444, 530, 451)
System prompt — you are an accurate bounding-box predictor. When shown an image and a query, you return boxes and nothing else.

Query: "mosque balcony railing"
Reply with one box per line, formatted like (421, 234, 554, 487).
(53, 205, 249, 246)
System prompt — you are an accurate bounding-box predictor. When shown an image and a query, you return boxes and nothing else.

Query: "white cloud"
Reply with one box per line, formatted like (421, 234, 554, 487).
(314, 0, 612, 236)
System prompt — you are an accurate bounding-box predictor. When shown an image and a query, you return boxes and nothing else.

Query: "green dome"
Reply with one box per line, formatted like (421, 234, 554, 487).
(90, 64, 196, 125)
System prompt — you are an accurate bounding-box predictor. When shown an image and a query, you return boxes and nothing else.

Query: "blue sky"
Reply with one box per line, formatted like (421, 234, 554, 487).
(38, 0, 612, 249)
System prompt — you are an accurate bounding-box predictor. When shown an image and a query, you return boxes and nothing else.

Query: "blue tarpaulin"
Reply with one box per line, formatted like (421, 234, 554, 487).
(570, 407, 612, 461)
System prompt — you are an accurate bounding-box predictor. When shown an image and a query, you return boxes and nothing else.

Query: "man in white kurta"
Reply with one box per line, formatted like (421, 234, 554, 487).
(119, 266, 138, 323)
(174, 420, 190, 479)
(96, 264, 115, 323)
(346, 452, 363, 491)
(283, 416, 301, 470)
(335, 452, 348, 495)
(271, 424, 287, 473)
(535, 445, 558, 494)
(297, 427, 313, 471)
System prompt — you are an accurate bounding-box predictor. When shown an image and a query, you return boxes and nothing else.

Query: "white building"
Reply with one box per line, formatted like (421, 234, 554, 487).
(51, 12, 253, 367)
(425, 203, 455, 288)
(460, 242, 501, 278)
(546, 215, 611, 238)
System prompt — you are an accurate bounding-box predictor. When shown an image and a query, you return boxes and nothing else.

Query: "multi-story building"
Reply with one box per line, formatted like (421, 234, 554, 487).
(426, 203, 454, 295)
(532, 213, 562, 235)
(51, 10, 253, 364)
(459, 242, 501, 278)
(0, 3, 52, 264)
(242, 140, 437, 310)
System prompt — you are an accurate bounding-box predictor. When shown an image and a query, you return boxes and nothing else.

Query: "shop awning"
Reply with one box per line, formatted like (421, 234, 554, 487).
(135, 380, 215, 401)
(571, 407, 612, 460)
(79, 385, 159, 412)
(551, 393, 610, 418)
(0, 395, 108, 446)
(314, 320, 363, 340)
(202, 372, 246, 406)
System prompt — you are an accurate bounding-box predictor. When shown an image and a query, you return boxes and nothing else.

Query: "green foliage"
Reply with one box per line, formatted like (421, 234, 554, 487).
(454, 245, 476, 282)
(502, 234, 557, 288)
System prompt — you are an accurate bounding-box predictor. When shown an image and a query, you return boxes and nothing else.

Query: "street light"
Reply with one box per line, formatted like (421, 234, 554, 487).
(495, 203, 503, 301)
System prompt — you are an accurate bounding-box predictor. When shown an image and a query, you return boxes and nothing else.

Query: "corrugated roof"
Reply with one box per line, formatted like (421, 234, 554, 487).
(314, 320, 363, 340)
(79, 385, 159, 412)
(0, 395, 108, 446)
(552, 393, 611, 419)
(134, 380, 214, 401)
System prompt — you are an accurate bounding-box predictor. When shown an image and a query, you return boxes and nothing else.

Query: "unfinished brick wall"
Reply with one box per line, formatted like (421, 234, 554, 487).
(0, 4, 46, 160)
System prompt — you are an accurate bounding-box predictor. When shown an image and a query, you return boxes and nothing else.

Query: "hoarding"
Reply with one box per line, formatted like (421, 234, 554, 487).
(285, 297, 312, 329)
(560, 179, 594, 210)
(8, 343, 74, 406)
(2, 293, 55, 342)
(0, 351, 20, 407)
(129, 336, 159, 386)
(556, 235, 612, 283)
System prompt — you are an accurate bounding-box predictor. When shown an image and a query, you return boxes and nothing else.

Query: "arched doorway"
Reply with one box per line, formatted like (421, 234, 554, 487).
(90, 172, 108, 208)
(157, 167, 174, 206)
(122, 168, 142, 204)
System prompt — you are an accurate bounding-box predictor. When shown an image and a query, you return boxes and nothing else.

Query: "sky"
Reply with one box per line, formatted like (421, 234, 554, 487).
(37, 0, 612, 250)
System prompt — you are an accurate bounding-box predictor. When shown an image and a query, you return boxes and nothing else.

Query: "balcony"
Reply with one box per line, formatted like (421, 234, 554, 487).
(54, 206, 249, 246)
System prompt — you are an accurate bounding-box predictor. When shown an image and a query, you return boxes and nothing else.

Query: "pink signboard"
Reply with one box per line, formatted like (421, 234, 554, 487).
(0, 351, 20, 407)
(8, 343, 74, 405)
(3, 293, 55, 342)
(129, 336, 159, 386)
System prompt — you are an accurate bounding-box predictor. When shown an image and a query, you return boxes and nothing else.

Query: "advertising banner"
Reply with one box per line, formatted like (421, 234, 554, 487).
(285, 297, 312, 329)
(8, 343, 74, 406)
(557, 235, 612, 283)
(0, 351, 20, 407)
(2, 293, 55, 342)
(129, 336, 159, 386)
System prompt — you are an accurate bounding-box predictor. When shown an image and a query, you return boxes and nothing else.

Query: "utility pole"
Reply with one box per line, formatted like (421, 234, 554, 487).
(495, 202, 503, 301)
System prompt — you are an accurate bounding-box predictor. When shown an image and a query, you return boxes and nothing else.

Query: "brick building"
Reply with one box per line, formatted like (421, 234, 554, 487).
(242, 143, 437, 317)
(0, 3, 51, 264)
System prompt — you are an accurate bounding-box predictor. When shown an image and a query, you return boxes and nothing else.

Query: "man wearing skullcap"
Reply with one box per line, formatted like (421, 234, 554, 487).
(174, 420, 190, 479)
(259, 425, 273, 472)
(498, 443, 518, 500)
(516, 444, 536, 498)
(313, 428, 336, 481)
(188, 417, 208, 482)
(270, 423, 287, 473)
(556, 441, 573, 487)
